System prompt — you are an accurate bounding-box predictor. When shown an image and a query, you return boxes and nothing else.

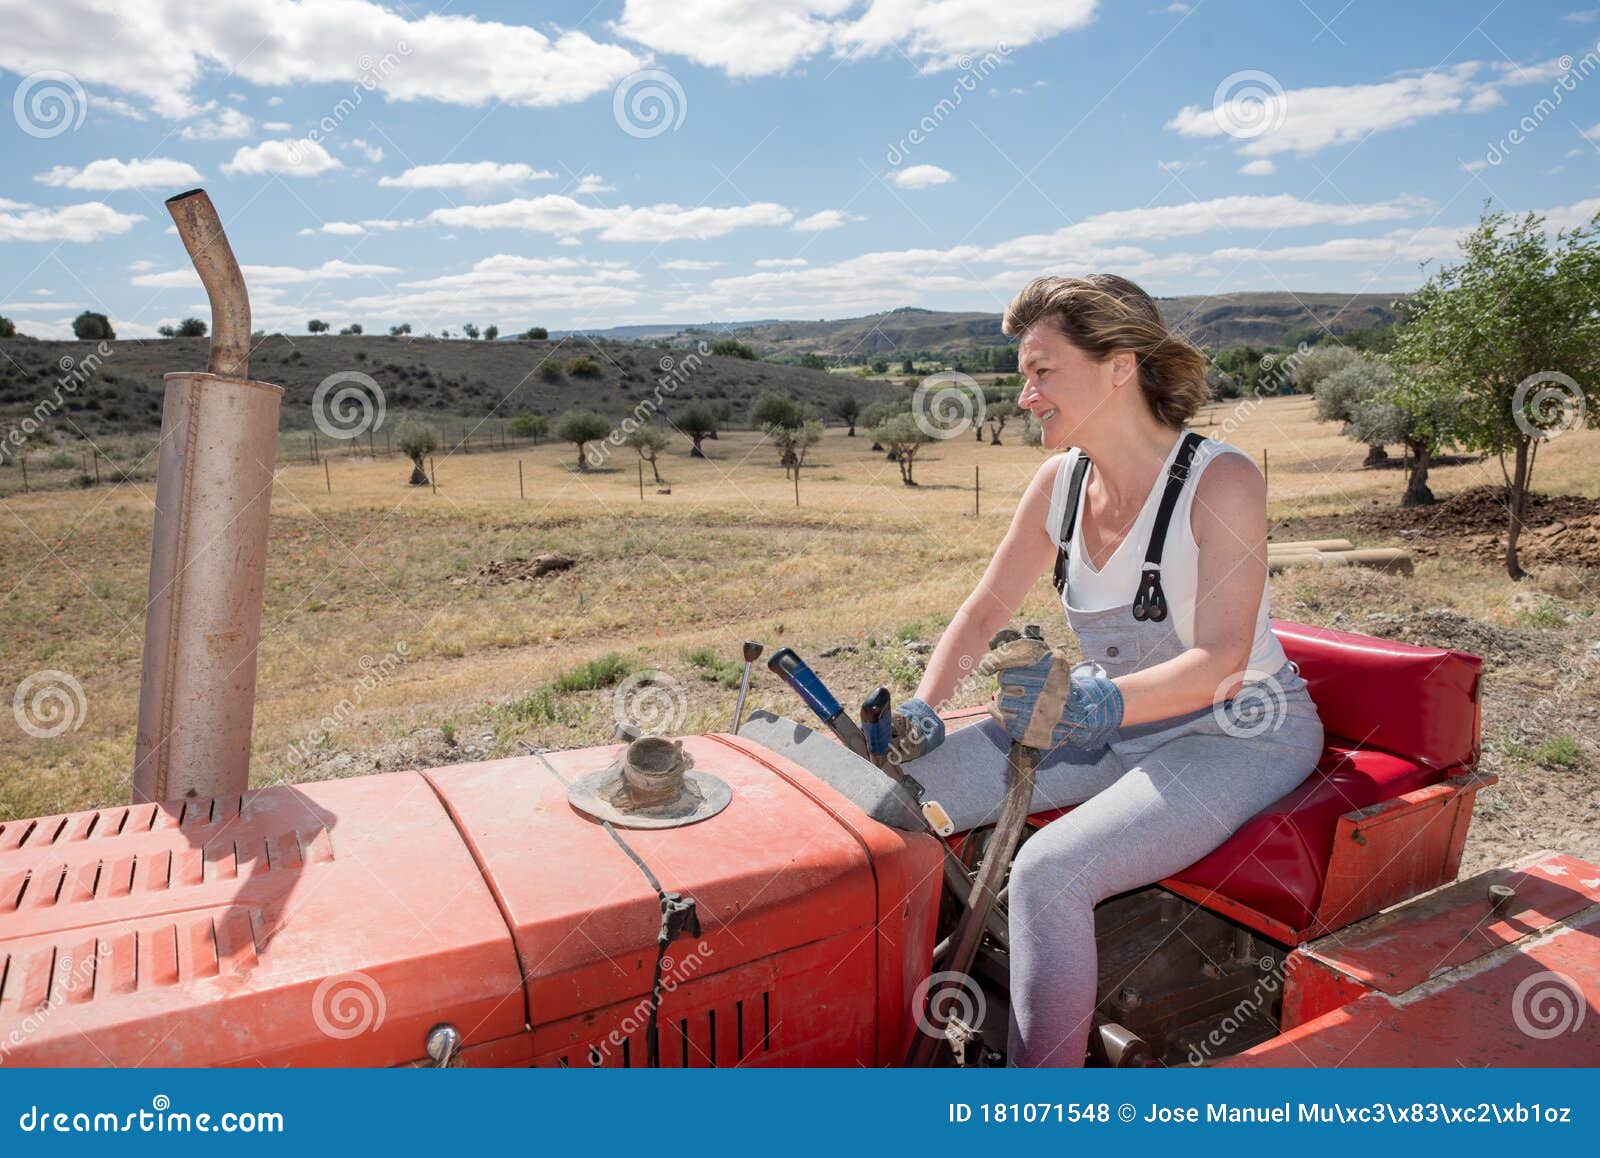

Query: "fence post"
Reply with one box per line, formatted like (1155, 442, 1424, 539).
(794, 466, 800, 508)
(974, 465, 980, 517)
(19, 453, 28, 493)
(323, 459, 331, 492)
(518, 458, 525, 500)
(638, 460, 644, 500)
(429, 456, 437, 495)
(93, 451, 100, 485)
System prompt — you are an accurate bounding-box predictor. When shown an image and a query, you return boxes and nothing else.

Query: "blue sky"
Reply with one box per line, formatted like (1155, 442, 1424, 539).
(3, 0, 1599, 339)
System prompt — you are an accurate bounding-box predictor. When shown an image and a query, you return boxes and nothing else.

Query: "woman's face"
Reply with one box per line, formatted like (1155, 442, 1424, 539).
(1015, 324, 1133, 450)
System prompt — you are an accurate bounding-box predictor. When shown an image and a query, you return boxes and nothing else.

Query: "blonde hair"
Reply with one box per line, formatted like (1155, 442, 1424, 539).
(1002, 274, 1209, 428)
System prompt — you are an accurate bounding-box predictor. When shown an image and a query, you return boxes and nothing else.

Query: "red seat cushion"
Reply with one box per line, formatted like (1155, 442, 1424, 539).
(1015, 621, 1485, 934)
(1164, 743, 1442, 930)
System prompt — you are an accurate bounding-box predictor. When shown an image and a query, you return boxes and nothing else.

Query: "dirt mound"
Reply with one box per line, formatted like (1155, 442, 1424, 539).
(1283, 486, 1600, 568)
(1339, 608, 1549, 669)
(455, 553, 575, 587)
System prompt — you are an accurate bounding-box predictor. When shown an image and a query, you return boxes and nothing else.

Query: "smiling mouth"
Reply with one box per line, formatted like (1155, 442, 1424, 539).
(1037, 407, 1058, 421)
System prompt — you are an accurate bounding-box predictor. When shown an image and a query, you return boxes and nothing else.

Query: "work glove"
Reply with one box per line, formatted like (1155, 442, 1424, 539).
(985, 630, 1124, 752)
(890, 696, 945, 762)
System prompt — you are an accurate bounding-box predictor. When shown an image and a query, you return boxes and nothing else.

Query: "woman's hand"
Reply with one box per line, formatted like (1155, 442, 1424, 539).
(986, 634, 1124, 751)
(890, 697, 945, 760)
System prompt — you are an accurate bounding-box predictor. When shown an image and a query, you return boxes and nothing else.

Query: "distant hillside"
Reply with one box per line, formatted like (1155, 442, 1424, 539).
(0, 334, 897, 436)
(644, 294, 1403, 359)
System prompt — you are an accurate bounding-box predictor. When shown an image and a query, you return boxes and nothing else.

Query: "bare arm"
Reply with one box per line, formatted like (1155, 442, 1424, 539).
(914, 456, 1062, 709)
(1113, 451, 1267, 726)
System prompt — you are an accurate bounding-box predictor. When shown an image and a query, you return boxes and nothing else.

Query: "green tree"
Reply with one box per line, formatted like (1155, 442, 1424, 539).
(307, 319, 329, 334)
(484, 324, 499, 342)
(859, 399, 904, 451)
(0, 315, 16, 338)
(339, 323, 363, 335)
(711, 338, 756, 360)
(1314, 354, 1392, 466)
(174, 317, 206, 337)
(1318, 358, 1446, 507)
(1292, 343, 1362, 396)
(509, 413, 549, 442)
(677, 400, 719, 457)
(874, 412, 934, 485)
(624, 424, 671, 484)
(522, 326, 549, 340)
(832, 395, 861, 436)
(389, 323, 412, 336)
(798, 352, 827, 371)
(566, 356, 603, 378)
(751, 392, 811, 468)
(461, 323, 480, 340)
(985, 399, 1018, 445)
(72, 311, 114, 340)
(396, 420, 439, 487)
(1390, 207, 1600, 578)
(554, 409, 612, 470)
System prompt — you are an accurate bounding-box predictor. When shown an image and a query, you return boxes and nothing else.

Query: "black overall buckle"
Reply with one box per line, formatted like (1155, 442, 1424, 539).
(1132, 566, 1168, 623)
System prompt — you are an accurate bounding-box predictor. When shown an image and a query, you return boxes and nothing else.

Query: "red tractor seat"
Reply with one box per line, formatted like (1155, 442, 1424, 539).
(959, 620, 1486, 940)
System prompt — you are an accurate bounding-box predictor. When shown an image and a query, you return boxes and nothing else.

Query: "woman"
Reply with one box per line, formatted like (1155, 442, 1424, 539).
(890, 274, 1324, 1067)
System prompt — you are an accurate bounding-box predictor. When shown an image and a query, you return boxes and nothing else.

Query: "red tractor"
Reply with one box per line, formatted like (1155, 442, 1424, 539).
(2, 193, 1596, 1069)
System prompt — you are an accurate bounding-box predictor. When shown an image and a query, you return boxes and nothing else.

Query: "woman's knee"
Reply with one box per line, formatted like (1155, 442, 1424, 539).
(1008, 826, 1097, 917)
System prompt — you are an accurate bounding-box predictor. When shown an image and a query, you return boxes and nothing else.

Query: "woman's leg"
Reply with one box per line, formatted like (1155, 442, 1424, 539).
(1005, 728, 1322, 1066)
(901, 717, 1125, 833)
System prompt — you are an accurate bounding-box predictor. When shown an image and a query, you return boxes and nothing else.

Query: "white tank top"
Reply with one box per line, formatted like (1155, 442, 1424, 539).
(1045, 434, 1288, 679)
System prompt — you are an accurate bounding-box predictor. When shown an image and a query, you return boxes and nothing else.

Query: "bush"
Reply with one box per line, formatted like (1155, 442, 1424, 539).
(72, 311, 114, 340)
(566, 356, 603, 378)
(509, 413, 548, 440)
(711, 338, 756, 360)
(537, 359, 563, 381)
(552, 652, 634, 692)
(522, 326, 549, 340)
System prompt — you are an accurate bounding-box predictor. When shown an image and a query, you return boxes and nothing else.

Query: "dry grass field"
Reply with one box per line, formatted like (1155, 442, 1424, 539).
(3, 393, 1597, 875)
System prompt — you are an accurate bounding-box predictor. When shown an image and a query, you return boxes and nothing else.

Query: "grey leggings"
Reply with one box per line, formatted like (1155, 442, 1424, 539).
(902, 668, 1324, 1066)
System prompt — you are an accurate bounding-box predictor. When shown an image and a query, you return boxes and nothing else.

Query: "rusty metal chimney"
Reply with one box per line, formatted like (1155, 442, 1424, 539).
(133, 189, 282, 804)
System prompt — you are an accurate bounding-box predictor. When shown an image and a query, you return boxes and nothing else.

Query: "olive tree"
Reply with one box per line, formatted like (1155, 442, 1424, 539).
(396, 420, 439, 487)
(1320, 359, 1448, 507)
(874, 412, 934, 485)
(1315, 354, 1394, 467)
(1391, 207, 1600, 578)
(554, 409, 613, 471)
(624, 424, 670, 484)
(676, 400, 719, 457)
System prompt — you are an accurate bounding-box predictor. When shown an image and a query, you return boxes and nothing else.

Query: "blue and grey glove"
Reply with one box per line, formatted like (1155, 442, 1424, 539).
(986, 635, 1124, 751)
(890, 696, 946, 762)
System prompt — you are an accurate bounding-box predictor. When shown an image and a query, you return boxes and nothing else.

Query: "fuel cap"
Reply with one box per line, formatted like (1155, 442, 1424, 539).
(568, 736, 732, 829)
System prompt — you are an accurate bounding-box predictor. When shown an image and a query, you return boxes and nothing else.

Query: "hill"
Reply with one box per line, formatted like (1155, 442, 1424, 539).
(0, 334, 895, 437)
(615, 294, 1403, 359)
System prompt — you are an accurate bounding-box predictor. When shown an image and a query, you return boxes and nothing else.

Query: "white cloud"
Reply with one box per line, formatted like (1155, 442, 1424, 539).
(755, 257, 808, 267)
(1239, 159, 1275, 176)
(262, 120, 293, 132)
(890, 164, 954, 189)
(1166, 62, 1551, 156)
(660, 259, 723, 270)
(0, 0, 645, 119)
(574, 174, 616, 195)
(346, 139, 384, 163)
(133, 260, 400, 289)
(90, 92, 147, 121)
(378, 162, 556, 189)
(266, 96, 284, 107)
(793, 209, 860, 231)
(0, 202, 144, 243)
(222, 139, 342, 177)
(35, 157, 203, 191)
(613, 0, 1095, 76)
(178, 106, 254, 141)
(427, 195, 794, 241)
(338, 254, 642, 328)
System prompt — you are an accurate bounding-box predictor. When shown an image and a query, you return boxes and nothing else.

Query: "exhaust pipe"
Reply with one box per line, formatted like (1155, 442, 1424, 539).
(132, 189, 282, 804)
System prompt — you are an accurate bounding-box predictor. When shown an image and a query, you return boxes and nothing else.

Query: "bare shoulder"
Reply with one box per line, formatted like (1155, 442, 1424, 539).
(1193, 446, 1263, 509)
(1023, 451, 1069, 500)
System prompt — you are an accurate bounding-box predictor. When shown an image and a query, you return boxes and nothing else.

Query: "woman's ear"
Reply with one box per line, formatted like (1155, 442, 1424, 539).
(1109, 350, 1137, 389)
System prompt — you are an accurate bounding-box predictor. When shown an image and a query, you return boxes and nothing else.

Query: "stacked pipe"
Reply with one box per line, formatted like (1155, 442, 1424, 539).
(1267, 538, 1413, 577)
(133, 189, 283, 804)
